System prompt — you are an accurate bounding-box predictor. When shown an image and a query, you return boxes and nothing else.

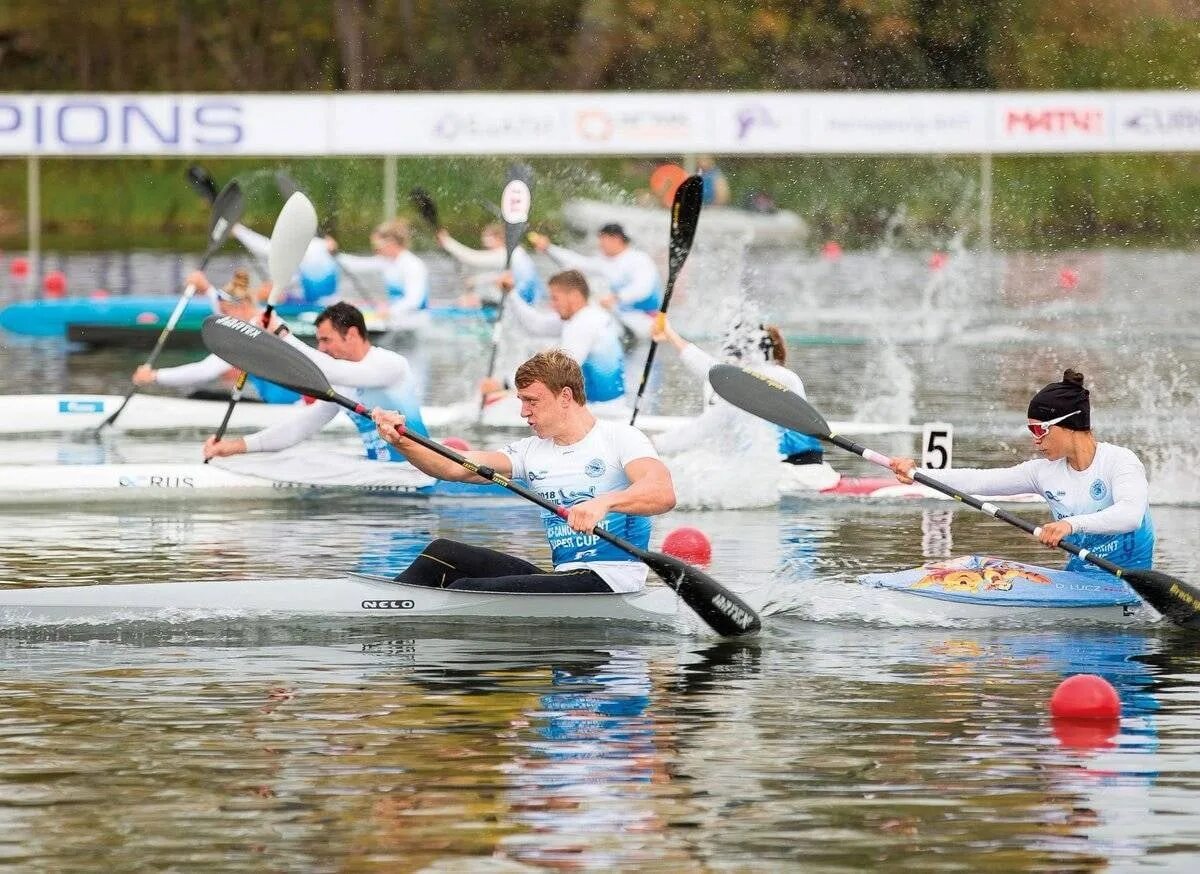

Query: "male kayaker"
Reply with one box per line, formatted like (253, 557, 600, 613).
(327, 220, 430, 330)
(437, 222, 545, 308)
(480, 269, 627, 414)
(529, 223, 662, 340)
(131, 268, 299, 404)
(202, 301, 428, 462)
(372, 349, 676, 593)
(889, 369, 1155, 574)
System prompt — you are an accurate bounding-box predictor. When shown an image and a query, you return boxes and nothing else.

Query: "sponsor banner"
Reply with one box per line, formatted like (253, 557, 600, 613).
(1112, 93, 1200, 150)
(991, 94, 1110, 151)
(332, 93, 567, 155)
(805, 94, 987, 153)
(4, 91, 1200, 156)
(0, 94, 329, 156)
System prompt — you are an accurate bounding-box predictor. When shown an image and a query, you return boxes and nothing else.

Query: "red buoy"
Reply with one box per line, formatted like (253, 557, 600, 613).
(821, 240, 843, 261)
(928, 251, 948, 271)
(441, 436, 472, 452)
(662, 526, 712, 566)
(1058, 267, 1080, 290)
(43, 270, 67, 297)
(1049, 674, 1120, 719)
(9, 256, 30, 279)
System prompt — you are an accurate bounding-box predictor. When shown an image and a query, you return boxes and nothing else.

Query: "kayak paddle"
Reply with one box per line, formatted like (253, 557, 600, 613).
(273, 170, 372, 300)
(629, 174, 704, 426)
(707, 362, 1200, 632)
(95, 179, 245, 433)
(479, 162, 534, 419)
(205, 190, 319, 455)
(409, 187, 440, 232)
(186, 164, 219, 205)
(199, 314, 761, 639)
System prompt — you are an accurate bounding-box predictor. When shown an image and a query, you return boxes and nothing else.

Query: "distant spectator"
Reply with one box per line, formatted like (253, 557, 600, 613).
(697, 155, 731, 206)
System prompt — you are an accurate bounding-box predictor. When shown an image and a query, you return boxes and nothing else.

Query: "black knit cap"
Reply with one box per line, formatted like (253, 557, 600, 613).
(1027, 369, 1091, 430)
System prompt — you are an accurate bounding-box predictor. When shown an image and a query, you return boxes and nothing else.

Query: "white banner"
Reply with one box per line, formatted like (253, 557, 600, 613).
(2, 91, 1200, 156)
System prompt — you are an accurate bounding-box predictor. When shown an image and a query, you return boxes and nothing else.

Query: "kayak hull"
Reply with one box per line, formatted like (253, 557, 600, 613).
(0, 573, 701, 630)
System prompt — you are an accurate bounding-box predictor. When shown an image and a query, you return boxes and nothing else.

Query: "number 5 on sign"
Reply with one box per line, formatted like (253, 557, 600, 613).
(921, 422, 953, 470)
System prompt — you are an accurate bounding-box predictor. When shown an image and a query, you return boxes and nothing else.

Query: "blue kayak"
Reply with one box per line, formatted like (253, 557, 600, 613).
(859, 555, 1141, 609)
(0, 296, 487, 337)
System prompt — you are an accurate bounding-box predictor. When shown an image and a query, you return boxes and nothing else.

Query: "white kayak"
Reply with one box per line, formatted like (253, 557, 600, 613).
(0, 393, 923, 437)
(0, 573, 705, 631)
(0, 449, 514, 504)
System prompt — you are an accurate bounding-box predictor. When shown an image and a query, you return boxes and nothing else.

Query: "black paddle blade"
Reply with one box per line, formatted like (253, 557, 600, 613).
(409, 188, 439, 230)
(274, 170, 299, 200)
(708, 363, 831, 437)
(187, 165, 218, 204)
(668, 175, 704, 276)
(208, 180, 245, 237)
(640, 550, 761, 636)
(502, 163, 534, 262)
(200, 315, 340, 402)
(1120, 568, 1200, 629)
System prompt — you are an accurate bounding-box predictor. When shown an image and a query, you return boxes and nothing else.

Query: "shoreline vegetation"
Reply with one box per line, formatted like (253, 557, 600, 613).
(1, 154, 1198, 254)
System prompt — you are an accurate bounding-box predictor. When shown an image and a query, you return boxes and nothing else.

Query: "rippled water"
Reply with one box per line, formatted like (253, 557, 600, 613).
(2, 244, 1200, 868)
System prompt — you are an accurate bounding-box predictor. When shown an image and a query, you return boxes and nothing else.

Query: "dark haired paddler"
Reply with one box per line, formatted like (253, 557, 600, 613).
(203, 301, 428, 462)
(890, 369, 1155, 573)
(372, 349, 676, 594)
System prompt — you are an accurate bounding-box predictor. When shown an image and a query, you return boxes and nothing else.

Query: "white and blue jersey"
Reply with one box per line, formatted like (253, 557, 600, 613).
(337, 249, 430, 314)
(928, 442, 1155, 574)
(441, 235, 546, 306)
(547, 244, 662, 313)
(242, 338, 427, 460)
(676, 344, 822, 458)
(502, 420, 658, 592)
(232, 226, 338, 304)
(506, 296, 626, 404)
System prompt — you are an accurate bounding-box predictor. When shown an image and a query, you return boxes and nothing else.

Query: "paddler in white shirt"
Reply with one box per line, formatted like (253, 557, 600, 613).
(438, 222, 545, 309)
(889, 368, 1155, 574)
(131, 268, 300, 405)
(529, 223, 663, 340)
(372, 349, 676, 594)
(202, 301, 429, 462)
(327, 220, 430, 330)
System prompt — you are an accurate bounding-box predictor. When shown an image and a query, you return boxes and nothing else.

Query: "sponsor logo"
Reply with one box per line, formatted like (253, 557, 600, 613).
(575, 108, 691, 143)
(526, 469, 549, 482)
(361, 599, 416, 610)
(118, 475, 196, 488)
(1003, 108, 1104, 136)
(0, 97, 242, 150)
(712, 593, 755, 630)
(1090, 479, 1108, 501)
(58, 400, 104, 414)
(215, 315, 261, 337)
(735, 103, 777, 140)
(501, 179, 531, 224)
(1123, 107, 1200, 133)
(433, 112, 555, 142)
(584, 458, 606, 478)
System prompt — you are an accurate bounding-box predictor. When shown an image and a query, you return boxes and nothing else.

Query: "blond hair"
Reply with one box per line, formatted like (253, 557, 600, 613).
(373, 219, 411, 248)
(514, 350, 586, 405)
(222, 268, 254, 303)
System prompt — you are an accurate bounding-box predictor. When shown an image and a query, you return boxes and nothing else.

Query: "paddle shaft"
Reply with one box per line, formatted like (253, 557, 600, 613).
(96, 245, 224, 431)
(479, 169, 532, 417)
(274, 171, 373, 299)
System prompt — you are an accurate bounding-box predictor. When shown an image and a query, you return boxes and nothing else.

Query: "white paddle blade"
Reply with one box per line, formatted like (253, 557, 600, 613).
(268, 192, 319, 305)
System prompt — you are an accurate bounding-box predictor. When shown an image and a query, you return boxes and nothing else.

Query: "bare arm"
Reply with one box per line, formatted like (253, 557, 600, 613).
(372, 408, 512, 483)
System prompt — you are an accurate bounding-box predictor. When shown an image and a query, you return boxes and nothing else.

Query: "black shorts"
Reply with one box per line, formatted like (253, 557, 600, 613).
(395, 538, 614, 593)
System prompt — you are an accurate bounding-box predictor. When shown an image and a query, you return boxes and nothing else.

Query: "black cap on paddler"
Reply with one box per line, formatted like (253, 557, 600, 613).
(1027, 368, 1091, 430)
(598, 222, 629, 241)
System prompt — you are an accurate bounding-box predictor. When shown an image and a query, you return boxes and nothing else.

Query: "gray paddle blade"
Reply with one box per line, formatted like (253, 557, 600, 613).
(200, 315, 333, 399)
(708, 363, 831, 437)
